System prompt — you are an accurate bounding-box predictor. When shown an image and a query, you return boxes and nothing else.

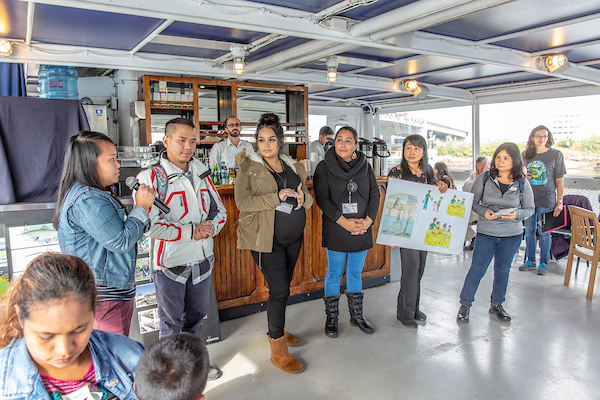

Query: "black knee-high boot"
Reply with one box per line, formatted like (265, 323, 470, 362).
(347, 292, 375, 334)
(324, 295, 340, 338)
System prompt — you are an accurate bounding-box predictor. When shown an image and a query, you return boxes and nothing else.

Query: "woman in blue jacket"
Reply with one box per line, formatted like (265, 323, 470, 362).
(0, 253, 144, 400)
(54, 131, 155, 336)
(457, 143, 535, 323)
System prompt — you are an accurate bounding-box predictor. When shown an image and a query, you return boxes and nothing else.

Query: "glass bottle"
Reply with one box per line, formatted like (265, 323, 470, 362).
(212, 162, 221, 185)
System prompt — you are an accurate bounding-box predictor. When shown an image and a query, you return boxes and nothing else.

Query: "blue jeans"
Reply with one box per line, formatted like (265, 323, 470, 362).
(524, 206, 554, 265)
(325, 249, 367, 296)
(460, 233, 521, 307)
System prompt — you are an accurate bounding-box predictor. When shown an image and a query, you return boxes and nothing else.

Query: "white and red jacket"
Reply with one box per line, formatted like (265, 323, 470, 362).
(135, 156, 227, 270)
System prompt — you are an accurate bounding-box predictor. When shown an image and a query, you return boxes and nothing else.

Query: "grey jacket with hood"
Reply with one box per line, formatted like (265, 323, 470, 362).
(471, 172, 535, 237)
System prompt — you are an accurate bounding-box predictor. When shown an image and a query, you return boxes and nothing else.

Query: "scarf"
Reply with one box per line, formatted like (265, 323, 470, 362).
(323, 147, 368, 180)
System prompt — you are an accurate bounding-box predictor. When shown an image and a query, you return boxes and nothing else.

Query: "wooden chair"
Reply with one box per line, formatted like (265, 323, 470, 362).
(564, 205, 600, 299)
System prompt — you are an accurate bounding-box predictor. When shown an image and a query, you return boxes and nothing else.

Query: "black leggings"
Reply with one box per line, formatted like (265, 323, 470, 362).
(251, 236, 303, 339)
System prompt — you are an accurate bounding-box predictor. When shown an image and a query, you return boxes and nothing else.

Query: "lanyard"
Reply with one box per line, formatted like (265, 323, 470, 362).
(265, 158, 287, 189)
(347, 179, 358, 203)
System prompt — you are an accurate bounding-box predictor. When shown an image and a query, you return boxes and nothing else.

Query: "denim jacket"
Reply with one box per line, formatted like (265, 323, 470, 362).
(0, 330, 144, 400)
(58, 182, 149, 289)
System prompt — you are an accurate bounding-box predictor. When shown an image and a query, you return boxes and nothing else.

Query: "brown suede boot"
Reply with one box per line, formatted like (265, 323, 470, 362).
(268, 336, 304, 374)
(284, 331, 301, 347)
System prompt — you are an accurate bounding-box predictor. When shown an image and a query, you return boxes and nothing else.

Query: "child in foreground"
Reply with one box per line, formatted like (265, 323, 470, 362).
(135, 333, 210, 400)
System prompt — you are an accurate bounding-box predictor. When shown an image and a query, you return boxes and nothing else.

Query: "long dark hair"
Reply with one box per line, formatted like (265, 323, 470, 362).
(434, 161, 454, 189)
(256, 113, 284, 153)
(400, 134, 435, 183)
(524, 125, 554, 160)
(0, 253, 96, 348)
(490, 142, 525, 181)
(52, 131, 115, 228)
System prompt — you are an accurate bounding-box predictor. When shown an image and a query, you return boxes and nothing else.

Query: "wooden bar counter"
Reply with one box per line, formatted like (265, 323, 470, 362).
(212, 178, 390, 310)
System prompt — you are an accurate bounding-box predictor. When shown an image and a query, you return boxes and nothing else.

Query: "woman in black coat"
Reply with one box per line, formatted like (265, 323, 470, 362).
(313, 126, 380, 338)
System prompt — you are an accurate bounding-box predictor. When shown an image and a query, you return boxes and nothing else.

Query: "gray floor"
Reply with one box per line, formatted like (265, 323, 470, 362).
(204, 250, 600, 400)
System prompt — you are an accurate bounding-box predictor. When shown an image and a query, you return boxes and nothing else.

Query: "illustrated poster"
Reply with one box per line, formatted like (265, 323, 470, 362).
(376, 178, 473, 254)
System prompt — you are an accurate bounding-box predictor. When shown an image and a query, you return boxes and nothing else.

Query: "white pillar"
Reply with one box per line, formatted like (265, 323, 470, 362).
(472, 97, 480, 167)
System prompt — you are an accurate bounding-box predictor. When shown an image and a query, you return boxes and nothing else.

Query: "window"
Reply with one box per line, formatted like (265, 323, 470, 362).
(378, 106, 473, 175)
(480, 94, 600, 176)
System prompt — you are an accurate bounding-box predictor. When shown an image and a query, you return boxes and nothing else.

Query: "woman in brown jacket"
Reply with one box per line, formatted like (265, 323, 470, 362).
(234, 113, 313, 374)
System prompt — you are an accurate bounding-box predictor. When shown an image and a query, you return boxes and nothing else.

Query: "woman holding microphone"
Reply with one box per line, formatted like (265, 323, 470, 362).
(54, 131, 154, 336)
(235, 113, 313, 374)
(313, 126, 380, 338)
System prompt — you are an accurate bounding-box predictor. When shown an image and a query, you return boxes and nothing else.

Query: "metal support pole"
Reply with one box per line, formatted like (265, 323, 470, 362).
(472, 97, 480, 168)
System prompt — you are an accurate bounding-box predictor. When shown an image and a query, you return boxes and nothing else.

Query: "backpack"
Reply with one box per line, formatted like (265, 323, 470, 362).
(480, 170, 524, 203)
(149, 154, 211, 202)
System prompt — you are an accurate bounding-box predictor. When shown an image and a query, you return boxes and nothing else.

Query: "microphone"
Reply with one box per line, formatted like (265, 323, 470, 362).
(126, 176, 171, 214)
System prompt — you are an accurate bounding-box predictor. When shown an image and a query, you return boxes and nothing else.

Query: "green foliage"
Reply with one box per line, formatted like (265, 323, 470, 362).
(578, 134, 600, 154)
(436, 142, 472, 157)
(437, 140, 525, 158)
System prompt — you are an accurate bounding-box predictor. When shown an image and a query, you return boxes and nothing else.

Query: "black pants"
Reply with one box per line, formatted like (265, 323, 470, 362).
(398, 248, 428, 323)
(251, 236, 303, 339)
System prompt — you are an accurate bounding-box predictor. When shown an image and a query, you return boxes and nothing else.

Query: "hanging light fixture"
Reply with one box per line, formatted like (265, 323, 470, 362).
(0, 40, 13, 57)
(538, 54, 570, 73)
(231, 45, 246, 77)
(403, 79, 429, 99)
(326, 56, 339, 85)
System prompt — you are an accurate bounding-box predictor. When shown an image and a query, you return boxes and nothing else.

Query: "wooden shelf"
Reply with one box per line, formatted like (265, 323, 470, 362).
(139, 75, 308, 153)
(150, 105, 194, 110)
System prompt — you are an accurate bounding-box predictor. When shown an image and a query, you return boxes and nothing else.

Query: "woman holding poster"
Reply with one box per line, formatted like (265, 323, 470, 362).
(457, 142, 534, 323)
(388, 135, 447, 328)
(313, 126, 380, 338)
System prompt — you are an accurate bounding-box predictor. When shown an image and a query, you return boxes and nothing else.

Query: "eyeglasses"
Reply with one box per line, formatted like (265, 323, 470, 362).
(534, 135, 548, 139)
(227, 123, 241, 128)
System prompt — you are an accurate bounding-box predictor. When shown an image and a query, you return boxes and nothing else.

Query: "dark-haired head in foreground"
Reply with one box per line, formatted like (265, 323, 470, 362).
(135, 333, 209, 400)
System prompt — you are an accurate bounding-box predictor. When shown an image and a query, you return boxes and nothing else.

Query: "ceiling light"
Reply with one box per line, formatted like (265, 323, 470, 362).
(199, 85, 205, 89)
(403, 80, 429, 99)
(231, 45, 247, 77)
(538, 54, 571, 73)
(326, 56, 339, 86)
(0, 40, 13, 57)
(404, 80, 419, 92)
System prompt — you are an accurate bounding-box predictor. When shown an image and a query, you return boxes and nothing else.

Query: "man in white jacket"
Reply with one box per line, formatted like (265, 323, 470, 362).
(136, 118, 227, 379)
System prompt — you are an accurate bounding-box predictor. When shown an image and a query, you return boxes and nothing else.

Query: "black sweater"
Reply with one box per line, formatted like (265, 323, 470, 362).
(313, 151, 380, 252)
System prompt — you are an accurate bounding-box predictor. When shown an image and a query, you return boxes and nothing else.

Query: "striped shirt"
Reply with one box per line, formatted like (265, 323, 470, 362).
(41, 362, 118, 400)
(96, 285, 136, 302)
